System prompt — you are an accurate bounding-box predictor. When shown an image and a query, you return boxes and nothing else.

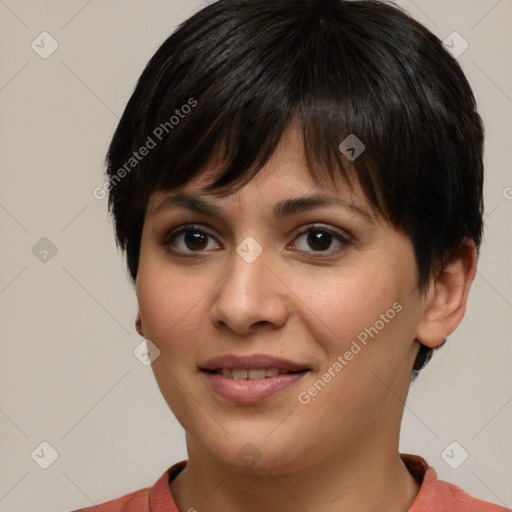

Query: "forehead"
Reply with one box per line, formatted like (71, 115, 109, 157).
(149, 125, 367, 210)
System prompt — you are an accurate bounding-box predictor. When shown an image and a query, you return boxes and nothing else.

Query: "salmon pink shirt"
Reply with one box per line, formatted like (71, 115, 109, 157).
(72, 455, 509, 511)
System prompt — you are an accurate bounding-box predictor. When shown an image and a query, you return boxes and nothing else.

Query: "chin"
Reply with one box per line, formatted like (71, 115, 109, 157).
(198, 430, 319, 476)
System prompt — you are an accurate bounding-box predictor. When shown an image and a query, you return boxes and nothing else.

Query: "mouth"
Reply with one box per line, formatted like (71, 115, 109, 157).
(202, 367, 306, 380)
(199, 354, 311, 403)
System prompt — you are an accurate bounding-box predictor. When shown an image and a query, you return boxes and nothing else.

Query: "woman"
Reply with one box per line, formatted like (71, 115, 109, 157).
(75, 0, 508, 510)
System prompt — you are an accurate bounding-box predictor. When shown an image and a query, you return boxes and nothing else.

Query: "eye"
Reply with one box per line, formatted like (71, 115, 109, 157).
(290, 225, 350, 254)
(164, 225, 221, 253)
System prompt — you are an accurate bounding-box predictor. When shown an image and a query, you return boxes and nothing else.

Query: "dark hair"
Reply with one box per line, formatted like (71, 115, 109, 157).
(106, 0, 484, 372)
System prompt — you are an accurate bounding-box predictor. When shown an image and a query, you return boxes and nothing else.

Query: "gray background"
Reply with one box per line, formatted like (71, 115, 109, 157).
(0, 1, 511, 511)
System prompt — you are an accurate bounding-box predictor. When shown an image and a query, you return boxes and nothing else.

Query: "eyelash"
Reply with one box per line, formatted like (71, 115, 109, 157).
(161, 223, 351, 257)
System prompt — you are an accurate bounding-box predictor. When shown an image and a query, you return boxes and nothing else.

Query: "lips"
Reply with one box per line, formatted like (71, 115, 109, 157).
(200, 354, 310, 403)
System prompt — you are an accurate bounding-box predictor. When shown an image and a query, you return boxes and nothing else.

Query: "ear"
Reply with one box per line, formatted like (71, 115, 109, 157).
(415, 240, 477, 348)
(135, 312, 145, 337)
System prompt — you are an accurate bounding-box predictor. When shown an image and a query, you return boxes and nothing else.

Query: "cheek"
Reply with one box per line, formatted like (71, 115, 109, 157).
(135, 252, 209, 358)
(289, 255, 422, 410)
(135, 263, 209, 417)
(291, 263, 404, 351)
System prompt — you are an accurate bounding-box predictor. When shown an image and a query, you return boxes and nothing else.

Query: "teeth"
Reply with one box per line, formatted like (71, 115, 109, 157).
(216, 368, 288, 380)
(248, 369, 266, 380)
(232, 369, 248, 380)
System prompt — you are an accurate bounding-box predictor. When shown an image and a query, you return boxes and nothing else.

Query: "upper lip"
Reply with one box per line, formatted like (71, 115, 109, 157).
(200, 354, 310, 372)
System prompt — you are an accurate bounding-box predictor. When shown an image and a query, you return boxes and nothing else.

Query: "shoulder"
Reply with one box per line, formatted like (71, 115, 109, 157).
(71, 488, 150, 512)
(402, 454, 510, 512)
(69, 461, 186, 512)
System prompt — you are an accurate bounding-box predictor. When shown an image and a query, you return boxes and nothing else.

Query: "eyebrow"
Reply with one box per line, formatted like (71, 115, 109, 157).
(152, 193, 374, 223)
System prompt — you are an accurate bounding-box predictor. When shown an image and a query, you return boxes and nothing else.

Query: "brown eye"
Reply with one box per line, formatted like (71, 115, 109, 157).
(183, 230, 209, 251)
(307, 230, 333, 251)
(291, 225, 350, 254)
(165, 225, 221, 254)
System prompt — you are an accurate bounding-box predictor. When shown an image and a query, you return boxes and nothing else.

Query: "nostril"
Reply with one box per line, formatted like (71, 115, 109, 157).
(250, 320, 271, 328)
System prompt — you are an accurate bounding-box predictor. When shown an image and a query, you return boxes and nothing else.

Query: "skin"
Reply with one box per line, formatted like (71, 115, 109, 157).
(135, 127, 477, 512)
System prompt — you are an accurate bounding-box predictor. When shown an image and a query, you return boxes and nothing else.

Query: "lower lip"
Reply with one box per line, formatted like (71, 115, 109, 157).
(202, 371, 308, 403)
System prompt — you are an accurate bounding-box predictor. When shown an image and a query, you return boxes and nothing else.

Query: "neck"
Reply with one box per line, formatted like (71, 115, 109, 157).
(170, 438, 420, 512)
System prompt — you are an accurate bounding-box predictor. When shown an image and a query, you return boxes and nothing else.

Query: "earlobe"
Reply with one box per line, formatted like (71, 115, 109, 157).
(415, 240, 477, 348)
(135, 312, 145, 337)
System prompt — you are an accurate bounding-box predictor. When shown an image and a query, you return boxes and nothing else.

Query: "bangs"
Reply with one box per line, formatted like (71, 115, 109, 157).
(125, 1, 400, 211)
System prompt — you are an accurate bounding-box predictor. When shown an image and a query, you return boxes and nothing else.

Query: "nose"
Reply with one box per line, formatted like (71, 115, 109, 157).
(210, 249, 289, 335)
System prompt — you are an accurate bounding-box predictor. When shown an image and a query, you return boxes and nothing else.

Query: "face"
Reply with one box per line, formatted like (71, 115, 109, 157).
(136, 127, 428, 475)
